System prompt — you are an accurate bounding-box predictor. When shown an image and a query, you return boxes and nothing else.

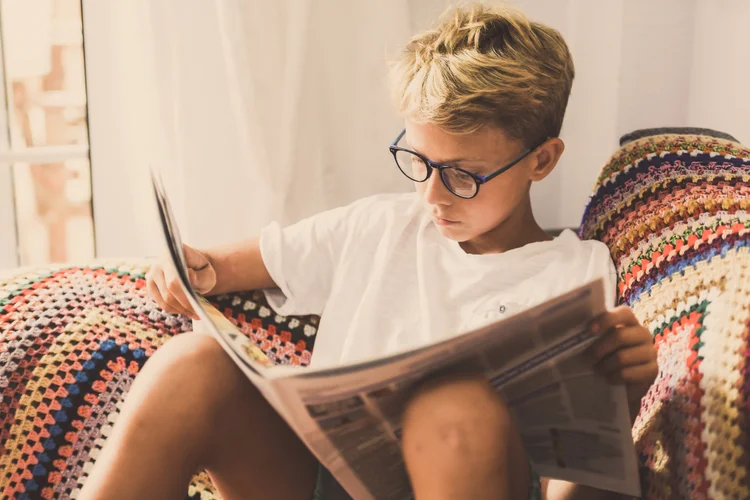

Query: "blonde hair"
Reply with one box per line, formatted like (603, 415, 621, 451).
(389, 3, 575, 147)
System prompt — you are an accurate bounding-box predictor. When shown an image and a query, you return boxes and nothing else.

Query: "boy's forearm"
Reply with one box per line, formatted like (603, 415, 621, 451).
(202, 238, 277, 295)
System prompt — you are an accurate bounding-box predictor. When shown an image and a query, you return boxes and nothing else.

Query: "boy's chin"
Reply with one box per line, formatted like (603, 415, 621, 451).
(434, 222, 472, 242)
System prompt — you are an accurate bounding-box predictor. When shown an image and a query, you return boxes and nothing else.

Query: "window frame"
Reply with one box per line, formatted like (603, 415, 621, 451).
(0, 0, 93, 269)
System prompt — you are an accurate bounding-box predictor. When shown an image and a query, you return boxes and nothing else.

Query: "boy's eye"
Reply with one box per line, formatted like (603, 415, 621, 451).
(442, 168, 478, 197)
(409, 155, 428, 177)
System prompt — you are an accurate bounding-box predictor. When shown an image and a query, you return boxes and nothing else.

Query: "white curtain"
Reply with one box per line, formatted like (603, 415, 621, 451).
(83, 0, 750, 259)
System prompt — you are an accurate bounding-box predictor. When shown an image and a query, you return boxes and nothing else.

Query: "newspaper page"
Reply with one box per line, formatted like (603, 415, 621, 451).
(150, 170, 293, 417)
(501, 352, 638, 494)
(267, 283, 641, 499)
(150, 169, 641, 499)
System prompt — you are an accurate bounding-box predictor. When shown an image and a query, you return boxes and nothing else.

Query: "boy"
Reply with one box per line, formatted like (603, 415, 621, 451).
(81, 4, 657, 499)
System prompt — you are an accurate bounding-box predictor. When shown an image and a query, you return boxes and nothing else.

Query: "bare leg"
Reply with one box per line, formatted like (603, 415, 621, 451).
(402, 374, 531, 500)
(79, 332, 318, 500)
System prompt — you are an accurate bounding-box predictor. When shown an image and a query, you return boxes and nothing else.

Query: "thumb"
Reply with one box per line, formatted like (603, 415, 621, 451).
(183, 244, 210, 271)
(188, 265, 216, 295)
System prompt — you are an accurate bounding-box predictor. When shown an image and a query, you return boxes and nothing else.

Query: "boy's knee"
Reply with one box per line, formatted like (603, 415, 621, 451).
(401, 375, 531, 500)
(138, 332, 248, 407)
(151, 331, 227, 372)
(402, 374, 512, 454)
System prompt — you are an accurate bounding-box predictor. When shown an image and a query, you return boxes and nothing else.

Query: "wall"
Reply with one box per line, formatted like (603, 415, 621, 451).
(84, 0, 750, 258)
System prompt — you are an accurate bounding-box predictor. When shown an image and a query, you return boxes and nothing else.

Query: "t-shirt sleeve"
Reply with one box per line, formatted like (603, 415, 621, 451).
(584, 241, 618, 309)
(258, 196, 375, 316)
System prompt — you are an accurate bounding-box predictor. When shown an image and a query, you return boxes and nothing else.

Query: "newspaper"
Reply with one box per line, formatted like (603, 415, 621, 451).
(150, 170, 641, 499)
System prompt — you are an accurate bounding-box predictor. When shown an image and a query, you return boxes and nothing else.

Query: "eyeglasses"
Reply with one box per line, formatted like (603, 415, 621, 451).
(389, 129, 548, 199)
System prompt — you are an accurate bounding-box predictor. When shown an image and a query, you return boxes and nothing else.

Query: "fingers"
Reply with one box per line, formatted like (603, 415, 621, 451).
(183, 244, 210, 271)
(594, 343, 657, 378)
(146, 245, 212, 319)
(146, 271, 174, 313)
(589, 305, 639, 335)
(161, 269, 198, 318)
(583, 307, 659, 409)
(146, 264, 197, 319)
(586, 324, 651, 362)
(153, 270, 193, 317)
(181, 245, 216, 294)
(189, 266, 217, 295)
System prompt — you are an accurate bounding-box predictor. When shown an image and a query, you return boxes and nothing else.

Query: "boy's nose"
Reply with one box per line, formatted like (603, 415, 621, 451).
(422, 170, 453, 206)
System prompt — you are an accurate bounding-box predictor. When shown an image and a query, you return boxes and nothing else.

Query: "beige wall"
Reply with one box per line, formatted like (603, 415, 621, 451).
(84, 0, 750, 258)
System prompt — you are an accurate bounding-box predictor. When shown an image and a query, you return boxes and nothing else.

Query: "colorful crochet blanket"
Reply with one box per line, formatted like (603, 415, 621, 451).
(579, 133, 750, 499)
(0, 263, 318, 499)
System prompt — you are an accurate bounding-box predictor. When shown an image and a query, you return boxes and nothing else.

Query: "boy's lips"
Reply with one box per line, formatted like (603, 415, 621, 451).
(434, 215, 459, 226)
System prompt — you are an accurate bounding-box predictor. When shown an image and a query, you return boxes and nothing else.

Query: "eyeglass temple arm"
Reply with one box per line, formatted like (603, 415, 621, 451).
(481, 153, 528, 182)
(482, 137, 550, 182)
(392, 129, 407, 147)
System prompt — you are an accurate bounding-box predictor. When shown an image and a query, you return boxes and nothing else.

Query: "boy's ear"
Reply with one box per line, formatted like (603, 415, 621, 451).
(528, 137, 564, 182)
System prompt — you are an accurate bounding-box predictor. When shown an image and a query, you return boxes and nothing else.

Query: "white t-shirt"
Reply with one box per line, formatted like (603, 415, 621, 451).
(260, 192, 616, 369)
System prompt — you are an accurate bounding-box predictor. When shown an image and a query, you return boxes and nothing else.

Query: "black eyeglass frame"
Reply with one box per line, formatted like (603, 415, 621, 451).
(389, 128, 549, 199)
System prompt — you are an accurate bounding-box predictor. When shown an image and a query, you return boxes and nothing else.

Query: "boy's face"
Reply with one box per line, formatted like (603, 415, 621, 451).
(404, 120, 547, 245)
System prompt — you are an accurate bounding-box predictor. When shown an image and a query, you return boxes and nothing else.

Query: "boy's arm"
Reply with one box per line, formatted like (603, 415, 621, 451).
(203, 237, 277, 295)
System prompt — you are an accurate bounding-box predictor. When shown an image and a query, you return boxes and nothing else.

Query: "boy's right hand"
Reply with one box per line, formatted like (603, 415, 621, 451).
(145, 244, 217, 320)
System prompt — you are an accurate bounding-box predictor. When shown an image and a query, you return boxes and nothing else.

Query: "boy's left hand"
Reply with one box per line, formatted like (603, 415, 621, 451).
(585, 306, 658, 422)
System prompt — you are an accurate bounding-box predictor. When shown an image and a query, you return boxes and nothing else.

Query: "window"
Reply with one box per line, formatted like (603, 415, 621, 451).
(0, 0, 94, 268)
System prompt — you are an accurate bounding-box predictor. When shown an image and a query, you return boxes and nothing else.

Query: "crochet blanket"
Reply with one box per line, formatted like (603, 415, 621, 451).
(579, 133, 750, 499)
(0, 262, 318, 499)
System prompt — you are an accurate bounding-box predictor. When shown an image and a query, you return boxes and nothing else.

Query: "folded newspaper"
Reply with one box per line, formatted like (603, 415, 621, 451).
(150, 171, 641, 499)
